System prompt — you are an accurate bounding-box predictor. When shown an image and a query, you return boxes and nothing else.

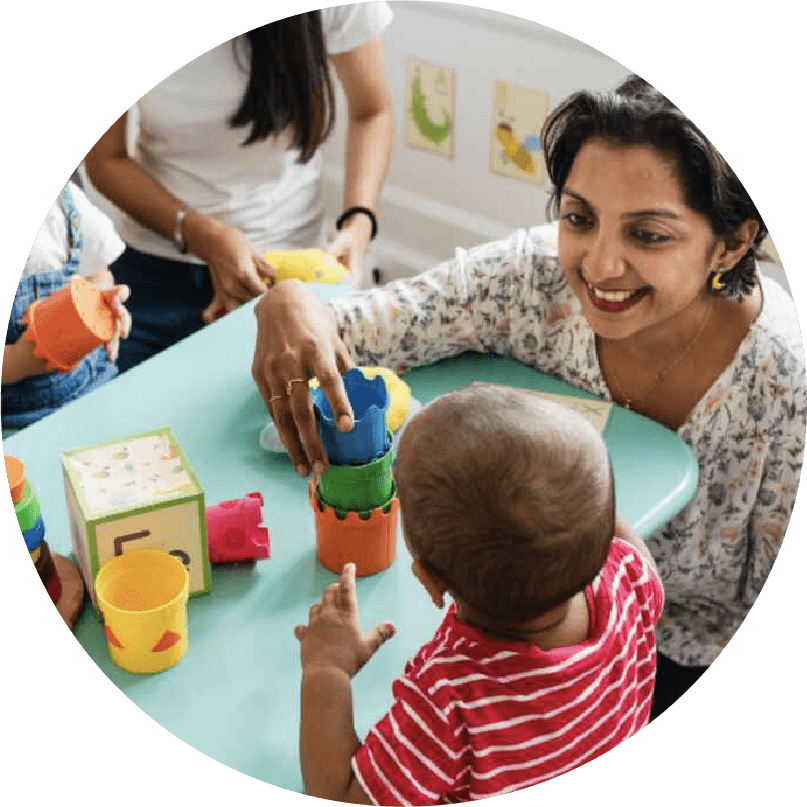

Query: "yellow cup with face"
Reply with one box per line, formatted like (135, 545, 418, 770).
(95, 550, 189, 674)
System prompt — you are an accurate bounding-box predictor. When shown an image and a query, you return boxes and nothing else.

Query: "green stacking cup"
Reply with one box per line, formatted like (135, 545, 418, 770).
(15, 481, 41, 533)
(316, 480, 397, 519)
(318, 433, 394, 513)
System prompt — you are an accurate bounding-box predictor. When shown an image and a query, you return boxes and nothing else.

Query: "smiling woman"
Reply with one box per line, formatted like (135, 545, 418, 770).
(555, 139, 760, 424)
(543, 85, 765, 427)
(251, 75, 806, 725)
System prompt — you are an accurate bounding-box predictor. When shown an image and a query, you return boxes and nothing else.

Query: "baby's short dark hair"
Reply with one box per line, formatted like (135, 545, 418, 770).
(396, 385, 615, 622)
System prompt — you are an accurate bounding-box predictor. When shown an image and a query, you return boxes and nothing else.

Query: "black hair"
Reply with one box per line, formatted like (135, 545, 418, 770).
(229, 11, 335, 163)
(541, 75, 767, 300)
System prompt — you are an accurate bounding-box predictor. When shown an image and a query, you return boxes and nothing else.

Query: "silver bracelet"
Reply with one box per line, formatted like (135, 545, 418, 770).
(173, 206, 190, 254)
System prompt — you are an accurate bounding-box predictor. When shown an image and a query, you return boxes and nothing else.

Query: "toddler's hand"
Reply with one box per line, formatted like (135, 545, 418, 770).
(294, 563, 394, 677)
(102, 285, 132, 364)
(85, 270, 132, 364)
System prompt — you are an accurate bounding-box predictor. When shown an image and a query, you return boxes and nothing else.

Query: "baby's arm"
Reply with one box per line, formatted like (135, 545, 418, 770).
(2, 337, 49, 385)
(295, 563, 394, 803)
(614, 510, 659, 578)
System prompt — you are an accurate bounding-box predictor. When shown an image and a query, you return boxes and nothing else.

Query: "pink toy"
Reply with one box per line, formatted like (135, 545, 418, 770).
(206, 492, 270, 564)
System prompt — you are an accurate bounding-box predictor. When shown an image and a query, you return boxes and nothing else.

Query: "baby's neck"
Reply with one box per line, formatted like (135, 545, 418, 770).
(456, 592, 590, 650)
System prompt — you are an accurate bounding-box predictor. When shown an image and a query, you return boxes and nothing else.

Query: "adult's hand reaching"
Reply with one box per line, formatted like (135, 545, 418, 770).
(251, 279, 356, 477)
(183, 213, 276, 323)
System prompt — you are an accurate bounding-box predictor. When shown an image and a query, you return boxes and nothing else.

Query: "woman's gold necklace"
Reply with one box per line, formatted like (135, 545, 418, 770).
(607, 304, 712, 411)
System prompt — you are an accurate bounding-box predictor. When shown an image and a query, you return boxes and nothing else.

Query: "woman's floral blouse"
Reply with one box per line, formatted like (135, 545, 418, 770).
(330, 224, 806, 666)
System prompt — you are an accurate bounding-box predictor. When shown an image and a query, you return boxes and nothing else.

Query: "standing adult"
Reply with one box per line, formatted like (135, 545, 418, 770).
(251, 76, 806, 718)
(86, 3, 394, 371)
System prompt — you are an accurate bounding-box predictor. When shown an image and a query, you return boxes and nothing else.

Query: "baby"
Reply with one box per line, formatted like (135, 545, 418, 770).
(2, 181, 130, 431)
(295, 384, 663, 804)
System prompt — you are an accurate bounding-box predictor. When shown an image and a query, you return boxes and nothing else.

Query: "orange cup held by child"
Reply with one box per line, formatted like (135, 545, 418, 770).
(21, 277, 116, 372)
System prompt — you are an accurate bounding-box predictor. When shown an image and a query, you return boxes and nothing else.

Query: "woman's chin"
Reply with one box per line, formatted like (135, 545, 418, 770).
(577, 289, 652, 342)
(580, 304, 642, 341)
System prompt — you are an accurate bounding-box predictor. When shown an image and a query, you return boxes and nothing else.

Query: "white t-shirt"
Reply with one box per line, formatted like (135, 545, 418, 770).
(23, 182, 125, 278)
(119, 2, 393, 263)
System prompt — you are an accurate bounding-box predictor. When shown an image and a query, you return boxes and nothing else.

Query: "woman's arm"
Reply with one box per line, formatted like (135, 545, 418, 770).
(744, 375, 807, 604)
(326, 37, 394, 281)
(84, 114, 181, 246)
(84, 114, 273, 321)
(252, 230, 543, 475)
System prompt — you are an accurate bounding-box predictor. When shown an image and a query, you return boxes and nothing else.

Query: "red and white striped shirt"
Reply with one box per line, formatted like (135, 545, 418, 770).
(352, 538, 663, 804)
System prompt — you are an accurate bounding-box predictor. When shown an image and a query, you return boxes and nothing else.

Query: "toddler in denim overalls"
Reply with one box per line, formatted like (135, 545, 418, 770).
(2, 183, 130, 432)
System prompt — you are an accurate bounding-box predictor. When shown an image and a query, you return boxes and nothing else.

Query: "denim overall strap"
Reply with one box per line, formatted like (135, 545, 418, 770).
(6, 185, 84, 343)
(2, 184, 116, 430)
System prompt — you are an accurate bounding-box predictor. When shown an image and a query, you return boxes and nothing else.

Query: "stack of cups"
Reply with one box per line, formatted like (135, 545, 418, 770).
(6, 456, 61, 604)
(309, 369, 398, 576)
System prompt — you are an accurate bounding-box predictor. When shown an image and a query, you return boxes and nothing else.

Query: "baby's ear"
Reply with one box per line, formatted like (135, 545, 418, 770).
(412, 560, 448, 609)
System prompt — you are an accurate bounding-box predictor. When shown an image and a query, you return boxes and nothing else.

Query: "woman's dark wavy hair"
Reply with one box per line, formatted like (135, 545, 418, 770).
(229, 11, 335, 163)
(541, 75, 767, 300)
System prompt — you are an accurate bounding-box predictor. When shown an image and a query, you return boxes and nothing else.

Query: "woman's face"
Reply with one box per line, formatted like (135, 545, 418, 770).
(557, 137, 721, 343)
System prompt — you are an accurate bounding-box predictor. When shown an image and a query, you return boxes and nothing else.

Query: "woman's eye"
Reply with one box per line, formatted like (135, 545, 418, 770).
(633, 229, 671, 245)
(562, 212, 591, 228)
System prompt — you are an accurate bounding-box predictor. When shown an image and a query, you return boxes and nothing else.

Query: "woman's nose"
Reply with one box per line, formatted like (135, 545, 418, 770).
(581, 233, 626, 284)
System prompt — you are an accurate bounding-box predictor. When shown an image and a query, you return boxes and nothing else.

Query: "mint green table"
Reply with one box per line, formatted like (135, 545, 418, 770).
(3, 285, 697, 793)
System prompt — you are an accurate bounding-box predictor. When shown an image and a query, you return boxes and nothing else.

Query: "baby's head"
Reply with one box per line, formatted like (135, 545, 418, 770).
(395, 385, 615, 622)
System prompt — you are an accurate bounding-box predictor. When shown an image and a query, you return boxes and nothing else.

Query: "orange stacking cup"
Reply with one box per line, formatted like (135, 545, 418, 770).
(309, 481, 398, 577)
(5, 455, 27, 504)
(21, 277, 115, 371)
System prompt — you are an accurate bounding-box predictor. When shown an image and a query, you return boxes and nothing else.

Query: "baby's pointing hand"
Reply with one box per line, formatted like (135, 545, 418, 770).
(294, 563, 395, 678)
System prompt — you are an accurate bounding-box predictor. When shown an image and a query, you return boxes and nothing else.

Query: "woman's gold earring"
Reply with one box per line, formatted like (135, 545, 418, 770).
(711, 272, 725, 291)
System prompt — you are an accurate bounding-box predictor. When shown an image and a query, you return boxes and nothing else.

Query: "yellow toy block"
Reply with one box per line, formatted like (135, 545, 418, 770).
(61, 427, 211, 609)
(264, 248, 349, 284)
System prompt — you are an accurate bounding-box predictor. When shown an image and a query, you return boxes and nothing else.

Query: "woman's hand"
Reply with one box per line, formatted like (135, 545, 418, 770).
(251, 279, 355, 477)
(294, 563, 394, 677)
(326, 213, 374, 287)
(183, 213, 276, 323)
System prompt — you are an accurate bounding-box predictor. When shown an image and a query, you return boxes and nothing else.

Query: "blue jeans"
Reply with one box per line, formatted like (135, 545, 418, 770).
(109, 247, 214, 373)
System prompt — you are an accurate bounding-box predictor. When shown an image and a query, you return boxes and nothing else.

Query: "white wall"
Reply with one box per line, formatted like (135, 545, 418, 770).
(80, 0, 789, 293)
(321, 1, 631, 279)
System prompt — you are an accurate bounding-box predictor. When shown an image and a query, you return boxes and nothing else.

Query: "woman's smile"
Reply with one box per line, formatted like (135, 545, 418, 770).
(585, 281, 650, 313)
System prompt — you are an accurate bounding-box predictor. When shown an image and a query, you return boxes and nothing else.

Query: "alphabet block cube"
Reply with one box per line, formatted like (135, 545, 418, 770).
(61, 427, 211, 608)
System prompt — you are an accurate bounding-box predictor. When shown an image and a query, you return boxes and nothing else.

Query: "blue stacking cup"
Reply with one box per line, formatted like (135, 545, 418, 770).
(312, 368, 390, 465)
(23, 515, 45, 552)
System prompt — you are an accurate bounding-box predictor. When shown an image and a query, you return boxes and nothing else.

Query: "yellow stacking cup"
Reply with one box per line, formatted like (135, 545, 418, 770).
(95, 550, 190, 674)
